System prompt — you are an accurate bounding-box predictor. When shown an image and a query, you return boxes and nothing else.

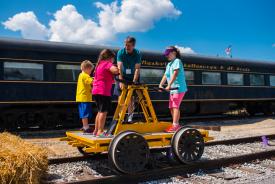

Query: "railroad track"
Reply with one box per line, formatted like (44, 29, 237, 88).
(48, 154, 107, 165)
(45, 134, 275, 184)
(55, 150, 275, 184)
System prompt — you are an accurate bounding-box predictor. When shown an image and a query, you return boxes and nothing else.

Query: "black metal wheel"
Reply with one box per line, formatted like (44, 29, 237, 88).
(172, 127, 204, 164)
(108, 131, 150, 174)
(40, 113, 57, 129)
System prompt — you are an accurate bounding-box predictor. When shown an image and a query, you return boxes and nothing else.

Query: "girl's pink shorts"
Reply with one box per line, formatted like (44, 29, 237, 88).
(169, 92, 185, 109)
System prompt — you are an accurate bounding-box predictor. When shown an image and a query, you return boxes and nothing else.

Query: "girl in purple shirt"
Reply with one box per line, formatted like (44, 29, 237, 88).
(92, 49, 119, 137)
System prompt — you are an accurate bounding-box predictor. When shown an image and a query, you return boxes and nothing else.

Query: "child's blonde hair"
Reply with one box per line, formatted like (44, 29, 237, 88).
(81, 60, 94, 71)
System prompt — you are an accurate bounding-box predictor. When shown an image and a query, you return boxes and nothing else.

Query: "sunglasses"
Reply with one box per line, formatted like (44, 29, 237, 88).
(163, 48, 175, 56)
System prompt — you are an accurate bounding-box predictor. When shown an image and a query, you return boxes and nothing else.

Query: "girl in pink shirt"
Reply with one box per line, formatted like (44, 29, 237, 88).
(92, 49, 119, 137)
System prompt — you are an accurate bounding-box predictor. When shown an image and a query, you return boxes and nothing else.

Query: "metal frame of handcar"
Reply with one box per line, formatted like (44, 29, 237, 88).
(61, 79, 213, 174)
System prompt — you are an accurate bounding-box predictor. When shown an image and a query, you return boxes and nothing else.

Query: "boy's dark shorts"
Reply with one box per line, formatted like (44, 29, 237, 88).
(78, 102, 92, 119)
(93, 95, 112, 112)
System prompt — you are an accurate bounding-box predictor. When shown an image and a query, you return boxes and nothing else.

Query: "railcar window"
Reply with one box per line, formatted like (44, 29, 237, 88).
(270, 75, 275, 86)
(140, 68, 164, 84)
(3, 62, 43, 80)
(56, 64, 81, 81)
(202, 72, 221, 85)
(250, 74, 264, 86)
(185, 70, 195, 84)
(227, 73, 244, 85)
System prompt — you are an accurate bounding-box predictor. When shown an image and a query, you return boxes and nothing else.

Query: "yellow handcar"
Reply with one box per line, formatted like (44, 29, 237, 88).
(61, 80, 213, 174)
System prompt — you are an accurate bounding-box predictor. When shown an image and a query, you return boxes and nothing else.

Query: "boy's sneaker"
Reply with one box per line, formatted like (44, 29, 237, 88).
(165, 124, 181, 133)
(83, 128, 93, 134)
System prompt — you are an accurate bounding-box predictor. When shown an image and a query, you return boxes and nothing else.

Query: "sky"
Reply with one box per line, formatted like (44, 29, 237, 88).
(0, 0, 275, 61)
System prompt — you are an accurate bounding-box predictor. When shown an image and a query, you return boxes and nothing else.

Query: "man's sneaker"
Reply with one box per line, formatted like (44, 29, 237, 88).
(83, 127, 93, 134)
(127, 113, 134, 122)
(165, 124, 181, 133)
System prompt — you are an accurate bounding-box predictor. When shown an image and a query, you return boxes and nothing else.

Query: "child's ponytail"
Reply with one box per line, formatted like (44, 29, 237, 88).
(94, 49, 115, 75)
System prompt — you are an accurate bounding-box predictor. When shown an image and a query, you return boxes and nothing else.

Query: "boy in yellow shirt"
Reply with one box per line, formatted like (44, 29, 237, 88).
(76, 60, 94, 133)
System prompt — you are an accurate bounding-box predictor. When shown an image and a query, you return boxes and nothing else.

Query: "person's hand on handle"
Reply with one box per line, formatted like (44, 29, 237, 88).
(133, 78, 139, 85)
(119, 82, 124, 90)
(158, 84, 164, 92)
(159, 74, 167, 92)
(165, 83, 171, 91)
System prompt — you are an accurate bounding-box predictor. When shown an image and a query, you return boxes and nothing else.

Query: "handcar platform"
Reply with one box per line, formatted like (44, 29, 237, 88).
(62, 128, 213, 153)
(61, 79, 214, 174)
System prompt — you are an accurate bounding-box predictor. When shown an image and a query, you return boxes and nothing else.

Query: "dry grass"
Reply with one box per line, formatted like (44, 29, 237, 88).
(0, 132, 48, 184)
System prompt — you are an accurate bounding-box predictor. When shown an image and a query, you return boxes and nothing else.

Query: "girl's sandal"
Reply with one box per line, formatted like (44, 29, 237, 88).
(92, 131, 97, 137)
(96, 132, 113, 138)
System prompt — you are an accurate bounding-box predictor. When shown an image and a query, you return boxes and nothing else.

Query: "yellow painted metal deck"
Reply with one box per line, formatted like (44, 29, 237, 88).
(61, 129, 213, 153)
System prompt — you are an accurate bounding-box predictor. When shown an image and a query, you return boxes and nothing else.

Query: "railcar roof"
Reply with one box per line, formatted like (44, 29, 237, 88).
(0, 37, 274, 67)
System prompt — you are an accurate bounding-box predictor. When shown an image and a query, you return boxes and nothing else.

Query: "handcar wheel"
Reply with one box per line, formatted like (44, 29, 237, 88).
(172, 127, 204, 164)
(108, 131, 150, 174)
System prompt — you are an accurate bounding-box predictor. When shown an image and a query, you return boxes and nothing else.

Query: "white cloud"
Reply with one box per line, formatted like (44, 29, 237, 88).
(48, 4, 114, 44)
(2, 0, 181, 44)
(96, 0, 181, 32)
(175, 45, 196, 54)
(2, 11, 49, 40)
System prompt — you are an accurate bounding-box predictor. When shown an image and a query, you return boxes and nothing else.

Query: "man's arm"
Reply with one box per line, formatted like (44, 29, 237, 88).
(117, 61, 123, 80)
(133, 63, 141, 83)
(117, 49, 124, 80)
(117, 61, 125, 89)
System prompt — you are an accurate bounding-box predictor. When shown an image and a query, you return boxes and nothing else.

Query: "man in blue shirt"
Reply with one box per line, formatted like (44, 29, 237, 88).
(115, 36, 141, 122)
(117, 36, 141, 84)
